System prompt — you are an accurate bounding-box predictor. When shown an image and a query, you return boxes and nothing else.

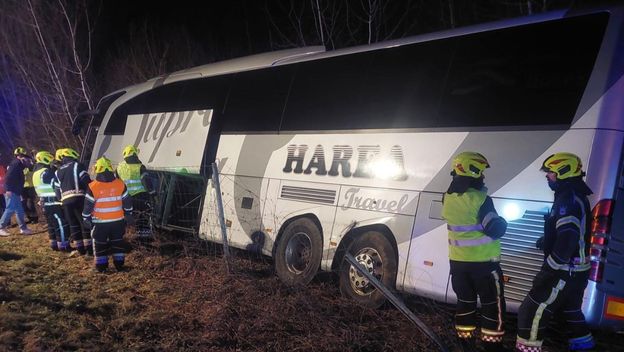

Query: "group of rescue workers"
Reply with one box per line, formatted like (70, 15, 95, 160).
(0, 145, 154, 273)
(0, 144, 599, 351)
(443, 151, 596, 352)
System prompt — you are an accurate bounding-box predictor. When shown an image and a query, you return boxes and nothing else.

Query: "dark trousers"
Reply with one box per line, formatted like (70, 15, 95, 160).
(450, 260, 506, 343)
(132, 192, 152, 237)
(63, 197, 91, 254)
(516, 269, 592, 350)
(22, 187, 38, 223)
(43, 204, 69, 250)
(91, 220, 126, 271)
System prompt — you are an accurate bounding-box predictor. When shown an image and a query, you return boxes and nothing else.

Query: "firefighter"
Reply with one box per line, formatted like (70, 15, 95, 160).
(33, 151, 70, 251)
(116, 145, 154, 239)
(54, 148, 92, 255)
(441, 151, 508, 352)
(82, 157, 133, 272)
(515, 153, 595, 352)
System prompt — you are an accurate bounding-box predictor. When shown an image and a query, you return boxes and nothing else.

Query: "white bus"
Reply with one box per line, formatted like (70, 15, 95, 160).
(77, 5, 624, 330)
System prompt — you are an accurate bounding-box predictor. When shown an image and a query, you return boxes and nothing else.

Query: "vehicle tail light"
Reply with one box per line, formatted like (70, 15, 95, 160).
(605, 296, 624, 320)
(589, 199, 614, 282)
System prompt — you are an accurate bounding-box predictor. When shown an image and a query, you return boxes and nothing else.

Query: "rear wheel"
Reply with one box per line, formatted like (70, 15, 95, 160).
(274, 218, 323, 286)
(339, 231, 397, 308)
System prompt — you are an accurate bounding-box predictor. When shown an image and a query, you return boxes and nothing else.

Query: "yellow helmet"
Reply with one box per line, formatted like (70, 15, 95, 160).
(452, 151, 490, 178)
(61, 148, 79, 160)
(94, 157, 114, 174)
(55, 148, 66, 161)
(541, 152, 583, 180)
(13, 147, 27, 156)
(122, 145, 139, 158)
(35, 151, 54, 165)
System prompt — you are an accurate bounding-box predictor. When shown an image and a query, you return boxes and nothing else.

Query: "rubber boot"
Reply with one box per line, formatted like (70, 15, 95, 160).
(84, 239, 94, 256)
(114, 261, 125, 272)
(483, 341, 507, 352)
(459, 338, 477, 352)
(94, 263, 108, 273)
(75, 241, 86, 255)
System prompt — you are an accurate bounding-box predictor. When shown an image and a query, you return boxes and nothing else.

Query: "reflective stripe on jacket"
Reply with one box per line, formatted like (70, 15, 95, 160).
(88, 179, 126, 223)
(56, 161, 89, 201)
(442, 188, 501, 262)
(117, 161, 146, 196)
(32, 168, 60, 206)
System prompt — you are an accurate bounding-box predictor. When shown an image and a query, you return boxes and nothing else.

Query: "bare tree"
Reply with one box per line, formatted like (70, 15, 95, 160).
(0, 0, 99, 152)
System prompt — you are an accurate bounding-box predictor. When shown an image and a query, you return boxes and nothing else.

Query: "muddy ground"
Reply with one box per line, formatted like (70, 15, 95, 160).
(0, 224, 622, 352)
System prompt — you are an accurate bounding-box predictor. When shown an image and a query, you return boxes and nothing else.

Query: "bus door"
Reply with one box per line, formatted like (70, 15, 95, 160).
(403, 192, 449, 301)
(123, 109, 213, 234)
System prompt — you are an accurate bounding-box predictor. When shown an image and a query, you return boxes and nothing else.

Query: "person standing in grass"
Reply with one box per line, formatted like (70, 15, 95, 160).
(116, 145, 155, 240)
(33, 151, 70, 251)
(54, 148, 92, 255)
(0, 147, 33, 236)
(82, 157, 134, 272)
(442, 151, 508, 352)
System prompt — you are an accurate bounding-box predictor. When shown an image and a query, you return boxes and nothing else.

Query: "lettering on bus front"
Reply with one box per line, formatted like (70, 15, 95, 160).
(132, 110, 211, 163)
(282, 144, 407, 181)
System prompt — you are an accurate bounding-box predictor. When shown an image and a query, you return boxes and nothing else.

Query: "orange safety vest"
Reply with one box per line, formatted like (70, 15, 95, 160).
(89, 179, 125, 223)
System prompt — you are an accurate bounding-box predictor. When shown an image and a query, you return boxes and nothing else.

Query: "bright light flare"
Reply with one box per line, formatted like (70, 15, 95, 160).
(502, 203, 522, 221)
(369, 159, 402, 180)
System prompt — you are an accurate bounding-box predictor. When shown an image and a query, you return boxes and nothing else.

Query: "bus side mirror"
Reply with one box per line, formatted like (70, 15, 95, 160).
(72, 110, 99, 135)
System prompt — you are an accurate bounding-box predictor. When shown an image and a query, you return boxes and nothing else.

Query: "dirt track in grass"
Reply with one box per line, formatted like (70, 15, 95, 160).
(0, 224, 621, 352)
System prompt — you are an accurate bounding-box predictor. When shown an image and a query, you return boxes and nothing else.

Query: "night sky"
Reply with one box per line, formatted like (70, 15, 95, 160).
(95, 1, 273, 71)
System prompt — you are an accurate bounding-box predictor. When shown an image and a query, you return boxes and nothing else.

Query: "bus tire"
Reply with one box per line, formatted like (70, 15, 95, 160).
(339, 231, 397, 308)
(274, 218, 323, 286)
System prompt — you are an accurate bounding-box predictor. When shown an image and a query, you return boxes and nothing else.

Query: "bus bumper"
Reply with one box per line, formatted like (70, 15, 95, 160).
(584, 281, 624, 331)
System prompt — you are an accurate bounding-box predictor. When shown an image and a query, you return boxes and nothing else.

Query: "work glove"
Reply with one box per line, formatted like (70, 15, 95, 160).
(83, 218, 92, 230)
(124, 214, 136, 226)
(535, 236, 544, 250)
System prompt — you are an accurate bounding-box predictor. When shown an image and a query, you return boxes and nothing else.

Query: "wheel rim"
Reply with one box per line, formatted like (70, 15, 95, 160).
(348, 247, 383, 296)
(285, 231, 312, 274)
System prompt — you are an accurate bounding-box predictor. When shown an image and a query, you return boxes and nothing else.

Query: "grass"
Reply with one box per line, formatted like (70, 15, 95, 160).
(0, 224, 621, 351)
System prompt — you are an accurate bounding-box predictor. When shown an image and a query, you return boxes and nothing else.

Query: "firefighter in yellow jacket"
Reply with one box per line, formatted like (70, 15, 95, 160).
(442, 152, 509, 352)
(32, 151, 69, 251)
(82, 157, 134, 272)
(116, 145, 154, 239)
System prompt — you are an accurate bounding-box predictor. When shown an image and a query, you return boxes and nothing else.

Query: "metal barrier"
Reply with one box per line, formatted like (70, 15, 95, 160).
(148, 170, 206, 234)
(344, 253, 449, 352)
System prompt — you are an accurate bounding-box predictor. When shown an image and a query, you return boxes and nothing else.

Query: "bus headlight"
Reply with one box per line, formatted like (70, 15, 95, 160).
(502, 203, 522, 221)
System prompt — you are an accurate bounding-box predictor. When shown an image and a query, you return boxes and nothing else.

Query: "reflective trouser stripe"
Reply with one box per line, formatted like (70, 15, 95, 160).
(492, 270, 503, 332)
(456, 325, 477, 331)
(516, 336, 543, 349)
(530, 279, 566, 341)
(53, 213, 66, 243)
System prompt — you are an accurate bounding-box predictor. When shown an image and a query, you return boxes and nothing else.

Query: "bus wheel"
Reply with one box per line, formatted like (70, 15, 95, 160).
(274, 218, 323, 286)
(339, 231, 397, 308)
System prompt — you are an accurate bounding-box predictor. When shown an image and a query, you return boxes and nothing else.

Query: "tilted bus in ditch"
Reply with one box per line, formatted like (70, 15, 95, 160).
(75, 5, 624, 330)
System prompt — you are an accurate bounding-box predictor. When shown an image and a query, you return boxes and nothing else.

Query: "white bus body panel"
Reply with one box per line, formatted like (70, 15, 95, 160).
(200, 127, 596, 302)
